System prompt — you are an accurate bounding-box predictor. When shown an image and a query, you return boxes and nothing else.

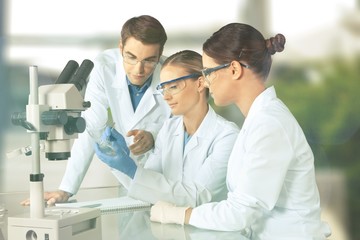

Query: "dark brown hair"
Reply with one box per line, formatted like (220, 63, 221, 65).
(203, 23, 285, 80)
(121, 15, 167, 55)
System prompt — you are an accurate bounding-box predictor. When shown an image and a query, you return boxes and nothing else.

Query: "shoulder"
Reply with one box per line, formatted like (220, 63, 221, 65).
(216, 114, 239, 132)
(156, 115, 181, 135)
(258, 99, 297, 132)
(162, 115, 181, 128)
(244, 104, 301, 148)
(209, 107, 240, 134)
(94, 48, 121, 66)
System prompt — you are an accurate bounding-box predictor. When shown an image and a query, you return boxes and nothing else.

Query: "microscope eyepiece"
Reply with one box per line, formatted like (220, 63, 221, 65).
(69, 59, 94, 91)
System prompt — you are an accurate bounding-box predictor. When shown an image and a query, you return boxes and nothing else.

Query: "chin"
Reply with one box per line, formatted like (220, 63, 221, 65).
(130, 74, 149, 86)
(131, 78, 146, 86)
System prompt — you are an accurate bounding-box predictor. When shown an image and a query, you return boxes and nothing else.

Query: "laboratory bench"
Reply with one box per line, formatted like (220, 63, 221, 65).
(0, 186, 249, 240)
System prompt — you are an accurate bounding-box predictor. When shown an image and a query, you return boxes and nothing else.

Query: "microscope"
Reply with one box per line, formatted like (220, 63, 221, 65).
(7, 60, 102, 240)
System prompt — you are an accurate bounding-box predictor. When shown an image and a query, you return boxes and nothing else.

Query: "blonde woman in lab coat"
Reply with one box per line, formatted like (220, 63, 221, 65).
(150, 23, 332, 239)
(95, 50, 239, 207)
(22, 15, 171, 205)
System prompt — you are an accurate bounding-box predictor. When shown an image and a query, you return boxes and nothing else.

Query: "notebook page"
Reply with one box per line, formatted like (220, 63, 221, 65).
(55, 196, 151, 214)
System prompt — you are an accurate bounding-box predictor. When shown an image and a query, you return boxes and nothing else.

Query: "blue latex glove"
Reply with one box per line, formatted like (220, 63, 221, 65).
(101, 127, 130, 155)
(95, 127, 137, 178)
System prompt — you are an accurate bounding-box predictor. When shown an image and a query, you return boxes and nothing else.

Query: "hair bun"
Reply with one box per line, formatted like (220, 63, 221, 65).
(266, 34, 286, 55)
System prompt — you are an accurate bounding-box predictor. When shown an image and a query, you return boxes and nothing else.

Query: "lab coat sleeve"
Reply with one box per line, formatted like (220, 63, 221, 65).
(127, 124, 238, 208)
(58, 130, 96, 194)
(189, 116, 293, 231)
(58, 60, 109, 194)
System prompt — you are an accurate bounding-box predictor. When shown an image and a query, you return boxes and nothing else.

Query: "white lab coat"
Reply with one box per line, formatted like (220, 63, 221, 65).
(59, 48, 171, 194)
(126, 106, 239, 207)
(189, 87, 331, 239)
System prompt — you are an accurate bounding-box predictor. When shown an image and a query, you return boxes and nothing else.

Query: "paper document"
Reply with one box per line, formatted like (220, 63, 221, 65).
(55, 196, 151, 214)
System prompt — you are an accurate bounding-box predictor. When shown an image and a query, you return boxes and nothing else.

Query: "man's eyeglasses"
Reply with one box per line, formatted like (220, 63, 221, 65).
(201, 62, 250, 85)
(123, 55, 158, 68)
(156, 73, 201, 96)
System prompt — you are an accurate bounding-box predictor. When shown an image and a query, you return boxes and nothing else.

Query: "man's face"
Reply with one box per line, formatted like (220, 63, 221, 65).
(120, 37, 161, 86)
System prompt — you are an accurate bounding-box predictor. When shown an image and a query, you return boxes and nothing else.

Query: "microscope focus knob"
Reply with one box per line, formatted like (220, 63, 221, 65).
(64, 116, 86, 135)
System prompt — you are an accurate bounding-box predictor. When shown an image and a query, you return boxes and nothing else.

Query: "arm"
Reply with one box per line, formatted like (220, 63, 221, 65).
(188, 119, 292, 231)
(128, 124, 238, 207)
(58, 130, 98, 194)
(151, 117, 293, 232)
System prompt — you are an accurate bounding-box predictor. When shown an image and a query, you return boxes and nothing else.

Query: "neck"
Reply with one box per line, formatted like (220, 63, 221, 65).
(183, 102, 209, 135)
(236, 77, 266, 117)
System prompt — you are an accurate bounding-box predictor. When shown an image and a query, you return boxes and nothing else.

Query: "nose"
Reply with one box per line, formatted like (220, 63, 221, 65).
(163, 91, 172, 100)
(134, 61, 145, 73)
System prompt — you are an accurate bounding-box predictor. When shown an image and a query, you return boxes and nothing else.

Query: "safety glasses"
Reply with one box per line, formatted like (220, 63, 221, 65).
(156, 73, 201, 96)
(201, 62, 249, 85)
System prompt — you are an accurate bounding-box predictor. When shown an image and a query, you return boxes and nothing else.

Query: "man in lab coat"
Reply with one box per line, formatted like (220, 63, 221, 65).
(22, 15, 171, 205)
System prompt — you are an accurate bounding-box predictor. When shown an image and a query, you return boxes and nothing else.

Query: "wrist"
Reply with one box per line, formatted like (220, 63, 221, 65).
(63, 191, 73, 198)
(184, 208, 192, 224)
(127, 164, 137, 179)
(172, 206, 190, 225)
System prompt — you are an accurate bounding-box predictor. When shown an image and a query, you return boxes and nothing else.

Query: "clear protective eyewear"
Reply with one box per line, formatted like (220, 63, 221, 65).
(156, 73, 201, 96)
(201, 62, 250, 85)
(123, 54, 158, 68)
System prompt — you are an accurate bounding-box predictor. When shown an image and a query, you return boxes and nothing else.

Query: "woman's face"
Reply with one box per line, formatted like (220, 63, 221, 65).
(159, 65, 200, 116)
(202, 53, 233, 106)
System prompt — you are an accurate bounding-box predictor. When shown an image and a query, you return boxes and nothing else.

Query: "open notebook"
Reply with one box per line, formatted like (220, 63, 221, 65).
(55, 196, 151, 215)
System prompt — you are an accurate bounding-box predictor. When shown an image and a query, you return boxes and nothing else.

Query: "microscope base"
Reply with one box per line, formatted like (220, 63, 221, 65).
(8, 207, 101, 240)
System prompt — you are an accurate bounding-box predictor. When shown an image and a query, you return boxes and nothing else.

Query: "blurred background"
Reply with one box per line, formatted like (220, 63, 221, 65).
(0, 0, 359, 239)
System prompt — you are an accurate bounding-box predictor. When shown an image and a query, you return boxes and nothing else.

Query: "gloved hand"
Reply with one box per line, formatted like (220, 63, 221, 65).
(95, 127, 137, 178)
(150, 201, 190, 225)
(101, 127, 130, 155)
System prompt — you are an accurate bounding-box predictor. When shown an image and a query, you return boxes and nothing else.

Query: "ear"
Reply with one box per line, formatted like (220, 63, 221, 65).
(197, 76, 207, 92)
(230, 61, 244, 80)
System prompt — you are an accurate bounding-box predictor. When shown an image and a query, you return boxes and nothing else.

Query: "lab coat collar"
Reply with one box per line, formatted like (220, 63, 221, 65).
(192, 106, 217, 139)
(111, 56, 163, 128)
(181, 106, 217, 158)
(132, 60, 163, 121)
(112, 55, 125, 89)
(242, 86, 277, 130)
(173, 105, 216, 137)
(126, 75, 153, 93)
